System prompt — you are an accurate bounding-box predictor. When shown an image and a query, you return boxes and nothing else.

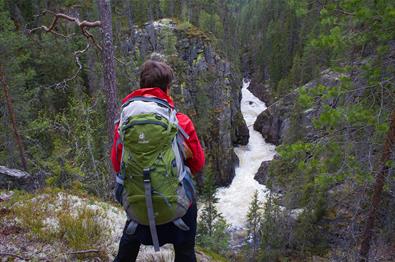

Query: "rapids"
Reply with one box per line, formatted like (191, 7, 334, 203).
(216, 80, 276, 228)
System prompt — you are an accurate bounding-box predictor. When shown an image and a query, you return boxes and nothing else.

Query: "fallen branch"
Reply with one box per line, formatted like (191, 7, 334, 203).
(67, 249, 100, 255)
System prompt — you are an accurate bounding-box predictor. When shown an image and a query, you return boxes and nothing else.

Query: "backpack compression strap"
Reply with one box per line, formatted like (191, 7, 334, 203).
(143, 168, 160, 252)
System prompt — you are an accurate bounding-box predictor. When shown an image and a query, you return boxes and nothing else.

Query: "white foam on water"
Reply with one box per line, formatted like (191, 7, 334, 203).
(216, 80, 276, 228)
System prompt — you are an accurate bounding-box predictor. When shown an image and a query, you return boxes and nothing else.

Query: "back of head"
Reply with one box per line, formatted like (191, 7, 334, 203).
(139, 60, 174, 92)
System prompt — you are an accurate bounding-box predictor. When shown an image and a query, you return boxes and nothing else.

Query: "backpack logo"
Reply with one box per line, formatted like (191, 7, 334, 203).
(138, 132, 149, 144)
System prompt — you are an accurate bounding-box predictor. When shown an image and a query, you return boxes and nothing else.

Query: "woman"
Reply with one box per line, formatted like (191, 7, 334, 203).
(111, 59, 205, 262)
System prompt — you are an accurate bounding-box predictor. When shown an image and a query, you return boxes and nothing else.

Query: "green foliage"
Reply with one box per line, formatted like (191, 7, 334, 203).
(198, 11, 223, 36)
(240, 0, 326, 95)
(0, 0, 34, 168)
(58, 207, 105, 250)
(257, 0, 395, 258)
(245, 191, 262, 261)
(259, 195, 289, 261)
(197, 172, 230, 255)
(161, 27, 177, 56)
(2, 1, 394, 259)
(9, 189, 109, 250)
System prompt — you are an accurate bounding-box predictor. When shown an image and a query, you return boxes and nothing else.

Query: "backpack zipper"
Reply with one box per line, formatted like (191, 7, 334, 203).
(122, 120, 168, 131)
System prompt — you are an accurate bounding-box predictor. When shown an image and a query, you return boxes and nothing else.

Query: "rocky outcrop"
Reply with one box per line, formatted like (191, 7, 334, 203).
(253, 70, 345, 146)
(253, 92, 294, 145)
(120, 19, 248, 186)
(253, 161, 270, 186)
(252, 70, 349, 198)
(0, 190, 219, 261)
(254, 156, 284, 194)
(0, 166, 31, 190)
(248, 80, 274, 106)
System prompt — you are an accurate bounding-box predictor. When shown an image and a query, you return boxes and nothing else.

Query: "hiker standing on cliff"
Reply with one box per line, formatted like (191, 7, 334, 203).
(111, 59, 205, 262)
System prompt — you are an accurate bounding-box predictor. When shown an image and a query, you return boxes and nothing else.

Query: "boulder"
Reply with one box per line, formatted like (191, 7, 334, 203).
(0, 165, 31, 190)
(254, 156, 284, 194)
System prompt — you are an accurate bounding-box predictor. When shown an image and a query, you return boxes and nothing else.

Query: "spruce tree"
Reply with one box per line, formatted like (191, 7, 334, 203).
(245, 190, 262, 261)
(197, 172, 230, 255)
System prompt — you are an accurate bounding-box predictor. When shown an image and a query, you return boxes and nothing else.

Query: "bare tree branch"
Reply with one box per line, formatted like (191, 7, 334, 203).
(28, 11, 102, 50)
(39, 43, 90, 90)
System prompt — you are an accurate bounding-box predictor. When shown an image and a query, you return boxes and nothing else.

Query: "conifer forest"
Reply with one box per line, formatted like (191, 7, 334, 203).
(0, 0, 394, 261)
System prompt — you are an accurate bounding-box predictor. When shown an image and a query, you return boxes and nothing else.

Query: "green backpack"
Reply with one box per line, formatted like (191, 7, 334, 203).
(117, 96, 195, 251)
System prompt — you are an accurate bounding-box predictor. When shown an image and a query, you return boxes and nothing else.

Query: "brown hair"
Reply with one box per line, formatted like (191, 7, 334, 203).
(139, 60, 174, 92)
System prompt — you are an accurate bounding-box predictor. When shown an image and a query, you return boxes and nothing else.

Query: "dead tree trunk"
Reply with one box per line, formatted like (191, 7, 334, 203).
(0, 65, 28, 170)
(359, 109, 395, 261)
(96, 0, 118, 144)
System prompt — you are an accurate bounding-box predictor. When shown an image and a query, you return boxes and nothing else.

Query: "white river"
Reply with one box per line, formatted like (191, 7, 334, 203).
(216, 80, 276, 229)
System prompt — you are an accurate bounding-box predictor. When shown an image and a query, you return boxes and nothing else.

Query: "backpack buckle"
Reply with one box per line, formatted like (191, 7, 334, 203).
(143, 168, 151, 183)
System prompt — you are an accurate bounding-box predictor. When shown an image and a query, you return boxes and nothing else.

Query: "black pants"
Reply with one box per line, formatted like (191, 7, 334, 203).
(114, 204, 197, 262)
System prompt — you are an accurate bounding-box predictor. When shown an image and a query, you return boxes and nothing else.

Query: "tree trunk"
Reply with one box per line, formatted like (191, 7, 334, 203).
(0, 65, 28, 171)
(169, 0, 174, 17)
(359, 109, 395, 261)
(123, 0, 134, 31)
(96, 0, 118, 145)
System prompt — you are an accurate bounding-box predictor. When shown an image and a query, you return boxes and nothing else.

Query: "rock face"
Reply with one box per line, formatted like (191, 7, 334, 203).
(254, 156, 284, 194)
(253, 70, 345, 146)
(119, 19, 248, 186)
(253, 161, 270, 186)
(248, 79, 274, 106)
(252, 70, 348, 196)
(253, 92, 295, 145)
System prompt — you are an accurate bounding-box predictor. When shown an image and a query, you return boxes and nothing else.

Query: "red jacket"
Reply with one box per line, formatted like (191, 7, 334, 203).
(111, 88, 205, 174)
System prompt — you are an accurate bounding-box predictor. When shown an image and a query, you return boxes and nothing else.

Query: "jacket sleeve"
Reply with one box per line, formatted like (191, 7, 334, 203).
(177, 113, 205, 174)
(110, 122, 123, 173)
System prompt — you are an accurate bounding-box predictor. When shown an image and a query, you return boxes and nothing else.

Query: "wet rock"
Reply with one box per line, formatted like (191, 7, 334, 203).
(248, 80, 274, 105)
(253, 92, 296, 145)
(254, 161, 270, 185)
(254, 156, 284, 194)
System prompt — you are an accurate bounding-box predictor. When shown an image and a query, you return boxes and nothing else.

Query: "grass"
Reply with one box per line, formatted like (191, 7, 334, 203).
(2, 188, 110, 253)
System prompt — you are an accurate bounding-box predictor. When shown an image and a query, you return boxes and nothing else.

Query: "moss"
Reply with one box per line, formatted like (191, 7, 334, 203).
(196, 246, 228, 262)
(174, 19, 211, 42)
(193, 52, 205, 66)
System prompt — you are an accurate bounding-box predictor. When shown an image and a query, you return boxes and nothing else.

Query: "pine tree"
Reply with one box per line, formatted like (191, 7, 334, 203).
(97, 0, 118, 145)
(0, 0, 32, 169)
(246, 190, 262, 261)
(197, 172, 230, 255)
